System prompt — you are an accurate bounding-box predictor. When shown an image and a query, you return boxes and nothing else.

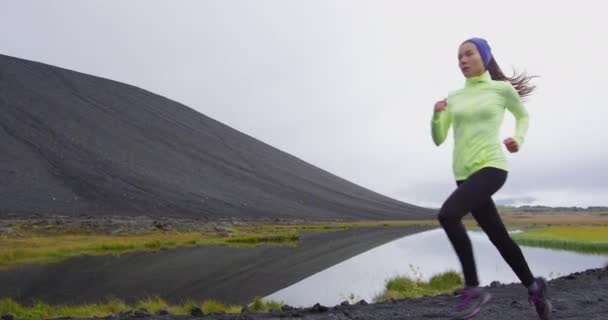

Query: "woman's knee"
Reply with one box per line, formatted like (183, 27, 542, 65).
(437, 206, 460, 227)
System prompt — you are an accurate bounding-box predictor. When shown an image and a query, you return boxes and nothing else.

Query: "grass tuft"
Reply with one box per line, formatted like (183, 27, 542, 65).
(201, 299, 226, 314)
(247, 296, 283, 313)
(374, 270, 463, 302)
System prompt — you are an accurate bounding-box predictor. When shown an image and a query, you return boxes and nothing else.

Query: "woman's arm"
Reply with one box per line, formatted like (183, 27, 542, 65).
(504, 83, 530, 149)
(431, 98, 451, 146)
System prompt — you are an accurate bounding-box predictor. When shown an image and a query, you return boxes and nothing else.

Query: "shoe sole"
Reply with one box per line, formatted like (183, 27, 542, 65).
(539, 299, 553, 320)
(535, 278, 553, 320)
(452, 293, 492, 320)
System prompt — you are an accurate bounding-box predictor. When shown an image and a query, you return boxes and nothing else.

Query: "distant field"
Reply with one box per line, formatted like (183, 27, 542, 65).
(0, 220, 435, 271)
(0, 228, 299, 271)
(1, 213, 606, 271)
(512, 226, 608, 254)
(499, 212, 608, 226)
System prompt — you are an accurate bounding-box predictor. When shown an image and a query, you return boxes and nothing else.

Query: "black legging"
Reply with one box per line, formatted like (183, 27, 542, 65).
(437, 166, 535, 288)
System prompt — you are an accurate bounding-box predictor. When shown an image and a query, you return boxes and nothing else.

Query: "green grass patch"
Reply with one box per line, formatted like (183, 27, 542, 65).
(225, 231, 299, 245)
(0, 295, 134, 319)
(374, 267, 463, 302)
(201, 299, 226, 314)
(0, 229, 300, 271)
(247, 296, 283, 313)
(4, 217, 607, 271)
(0, 295, 282, 319)
(0, 219, 439, 270)
(512, 226, 608, 254)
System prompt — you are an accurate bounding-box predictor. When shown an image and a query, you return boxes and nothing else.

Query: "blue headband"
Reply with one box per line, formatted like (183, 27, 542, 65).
(465, 37, 492, 68)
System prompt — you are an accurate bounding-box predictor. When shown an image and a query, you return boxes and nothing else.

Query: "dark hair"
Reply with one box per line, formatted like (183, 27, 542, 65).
(486, 57, 538, 99)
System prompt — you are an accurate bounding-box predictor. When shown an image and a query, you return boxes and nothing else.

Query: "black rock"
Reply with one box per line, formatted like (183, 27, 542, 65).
(117, 310, 133, 317)
(153, 221, 169, 230)
(357, 299, 368, 305)
(1, 314, 14, 320)
(155, 308, 171, 315)
(490, 280, 501, 288)
(281, 304, 295, 311)
(340, 300, 350, 307)
(133, 309, 150, 318)
(510, 300, 525, 310)
(311, 303, 328, 312)
(566, 274, 577, 280)
(190, 306, 204, 317)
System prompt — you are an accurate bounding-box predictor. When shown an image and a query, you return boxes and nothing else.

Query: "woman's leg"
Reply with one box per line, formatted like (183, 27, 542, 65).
(437, 167, 508, 287)
(470, 177, 553, 319)
(471, 196, 535, 287)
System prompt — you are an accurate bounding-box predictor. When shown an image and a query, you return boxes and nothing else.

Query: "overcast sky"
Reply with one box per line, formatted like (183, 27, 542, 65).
(1, 1, 607, 208)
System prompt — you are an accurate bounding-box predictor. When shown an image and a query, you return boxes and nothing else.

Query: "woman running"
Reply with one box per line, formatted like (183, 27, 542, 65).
(431, 37, 553, 320)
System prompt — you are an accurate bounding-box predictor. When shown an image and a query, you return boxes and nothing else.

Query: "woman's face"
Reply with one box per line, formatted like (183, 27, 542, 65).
(458, 42, 485, 78)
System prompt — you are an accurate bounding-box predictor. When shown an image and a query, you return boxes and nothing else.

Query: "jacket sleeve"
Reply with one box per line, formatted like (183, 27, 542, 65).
(504, 83, 530, 148)
(431, 101, 452, 146)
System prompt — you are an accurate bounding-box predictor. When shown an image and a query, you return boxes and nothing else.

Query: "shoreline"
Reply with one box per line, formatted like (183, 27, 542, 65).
(3, 266, 607, 319)
(0, 225, 433, 307)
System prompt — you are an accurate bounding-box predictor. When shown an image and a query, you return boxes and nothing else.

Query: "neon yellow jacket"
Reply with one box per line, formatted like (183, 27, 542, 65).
(431, 70, 529, 181)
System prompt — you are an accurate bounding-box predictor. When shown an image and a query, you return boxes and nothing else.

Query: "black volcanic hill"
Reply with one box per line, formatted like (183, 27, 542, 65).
(0, 54, 433, 220)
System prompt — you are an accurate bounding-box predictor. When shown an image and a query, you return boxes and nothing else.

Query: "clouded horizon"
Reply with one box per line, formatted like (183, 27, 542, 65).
(1, 0, 606, 208)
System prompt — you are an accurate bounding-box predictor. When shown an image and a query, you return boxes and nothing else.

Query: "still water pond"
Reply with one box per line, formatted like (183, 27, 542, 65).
(265, 228, 608, 307)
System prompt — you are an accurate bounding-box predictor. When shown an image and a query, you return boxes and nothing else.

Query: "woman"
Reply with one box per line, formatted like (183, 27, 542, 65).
(431, 37, 553, 320)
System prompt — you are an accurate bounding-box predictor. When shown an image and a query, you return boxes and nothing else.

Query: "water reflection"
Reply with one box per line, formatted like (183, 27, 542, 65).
(265, 228, 608, 307)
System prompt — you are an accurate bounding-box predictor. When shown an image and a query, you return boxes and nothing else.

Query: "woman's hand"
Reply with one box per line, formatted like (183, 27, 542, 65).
(434, 99, 447, 112)
(503, 137, 519, 153)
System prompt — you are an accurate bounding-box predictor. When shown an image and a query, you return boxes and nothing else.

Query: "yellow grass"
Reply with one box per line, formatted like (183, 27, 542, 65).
(515, 226, 608, 242)
(2, 213, 605, 271)
(512, 226, 608, 254)
(0, 295, 270, 319)
(0, 230, 299, 271)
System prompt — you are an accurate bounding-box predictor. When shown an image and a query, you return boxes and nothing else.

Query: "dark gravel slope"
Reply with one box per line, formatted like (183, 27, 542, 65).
(0, 54, 433, 220)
